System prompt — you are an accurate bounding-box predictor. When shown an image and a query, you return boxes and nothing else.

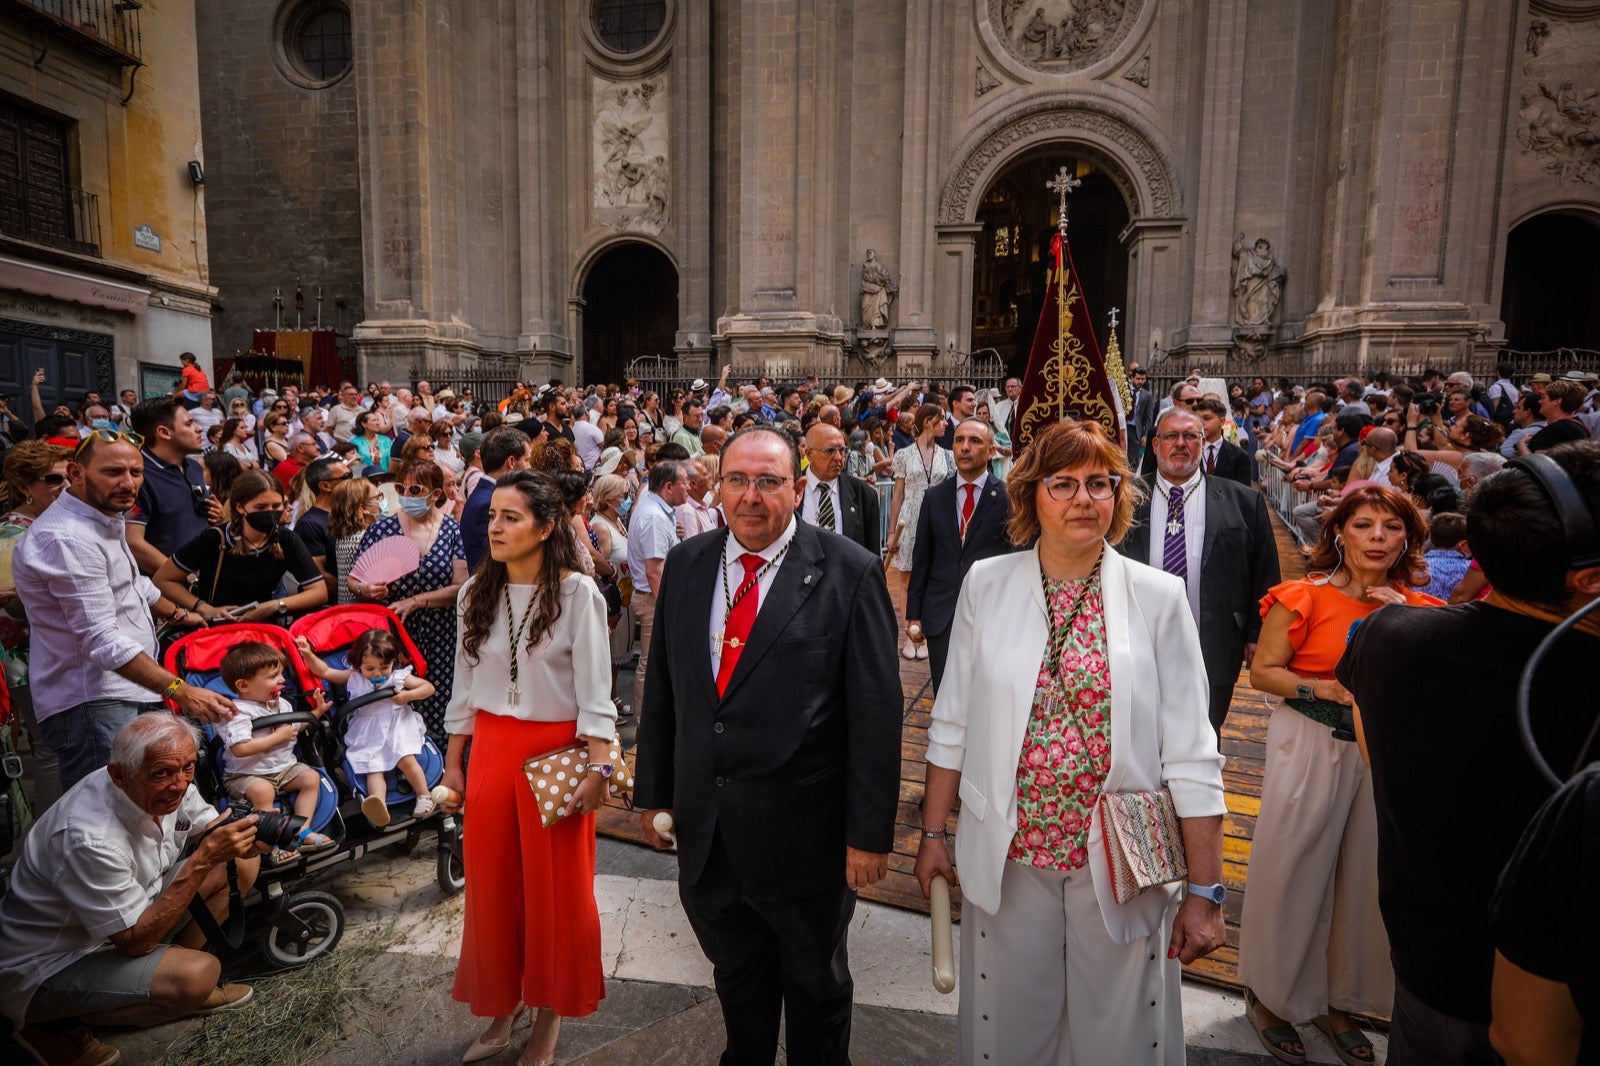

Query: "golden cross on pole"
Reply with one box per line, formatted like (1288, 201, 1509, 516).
(1047, 166, 1081, 235)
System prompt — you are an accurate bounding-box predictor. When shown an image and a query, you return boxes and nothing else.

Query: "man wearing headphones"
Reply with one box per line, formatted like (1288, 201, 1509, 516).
(1338, 441, 1600, 1063)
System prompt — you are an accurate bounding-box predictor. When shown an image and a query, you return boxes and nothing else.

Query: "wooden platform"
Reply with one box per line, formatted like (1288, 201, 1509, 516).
(598, 508, 1307, 992)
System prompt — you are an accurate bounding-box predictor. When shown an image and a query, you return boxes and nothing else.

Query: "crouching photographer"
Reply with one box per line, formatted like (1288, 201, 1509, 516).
(0, 715, 261, 1066)
(1338, 440, 1600, 1064)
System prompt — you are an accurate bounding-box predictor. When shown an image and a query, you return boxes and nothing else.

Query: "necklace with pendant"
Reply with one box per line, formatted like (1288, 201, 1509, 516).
(714, 539, 792, 655)
(504, 584, 538, 704)
(1165, 479, 1203, 536)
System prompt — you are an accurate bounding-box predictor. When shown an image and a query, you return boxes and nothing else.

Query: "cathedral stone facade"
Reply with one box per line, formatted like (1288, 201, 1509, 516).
(196, 0, 1600, 387)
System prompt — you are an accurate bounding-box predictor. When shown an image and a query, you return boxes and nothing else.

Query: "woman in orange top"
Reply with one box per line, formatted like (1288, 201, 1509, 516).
(1239, 484, 1442, 1066)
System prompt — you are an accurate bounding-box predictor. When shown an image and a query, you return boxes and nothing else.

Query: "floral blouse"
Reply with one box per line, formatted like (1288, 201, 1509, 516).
(1008, 572, 1112, 871)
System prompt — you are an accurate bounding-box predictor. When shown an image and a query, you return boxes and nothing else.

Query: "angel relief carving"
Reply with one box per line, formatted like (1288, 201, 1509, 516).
(593, 77, 671, 231)
(990, 0, 1138, 72)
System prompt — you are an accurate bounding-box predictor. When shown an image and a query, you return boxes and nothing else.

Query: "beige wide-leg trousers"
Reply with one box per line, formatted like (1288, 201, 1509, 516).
(1237, 706, 1393, 1023)
(959, 862, 1185, 1065)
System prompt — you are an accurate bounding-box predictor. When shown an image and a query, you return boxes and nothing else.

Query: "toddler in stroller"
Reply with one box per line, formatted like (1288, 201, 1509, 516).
(295, 629, 436, 828)
(219, 640, 337, 861)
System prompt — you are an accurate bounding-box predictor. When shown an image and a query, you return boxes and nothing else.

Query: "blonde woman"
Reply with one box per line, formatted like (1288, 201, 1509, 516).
(328, 477, 382, 605)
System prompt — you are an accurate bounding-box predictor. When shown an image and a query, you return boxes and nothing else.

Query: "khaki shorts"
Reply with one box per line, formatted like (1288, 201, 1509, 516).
(224, 761, 314, 803)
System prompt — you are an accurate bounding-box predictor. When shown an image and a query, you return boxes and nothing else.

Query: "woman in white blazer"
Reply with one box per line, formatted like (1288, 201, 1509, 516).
(915, 419, 1227, 1065)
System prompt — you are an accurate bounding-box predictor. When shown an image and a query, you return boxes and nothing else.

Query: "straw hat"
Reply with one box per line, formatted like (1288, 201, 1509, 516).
(832, 385, 853, 405)
(593, 447, 624, 477)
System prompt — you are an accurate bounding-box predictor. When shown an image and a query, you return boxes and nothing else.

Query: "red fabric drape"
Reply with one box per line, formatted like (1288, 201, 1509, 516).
(1013, 233, 1125, 453)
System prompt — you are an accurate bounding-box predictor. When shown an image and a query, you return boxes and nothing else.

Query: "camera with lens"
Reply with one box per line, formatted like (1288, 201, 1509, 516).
(1416, 392, 1444, 415)
(213, 803, 306, 850)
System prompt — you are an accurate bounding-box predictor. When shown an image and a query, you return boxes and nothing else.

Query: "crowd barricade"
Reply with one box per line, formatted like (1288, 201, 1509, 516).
(1261, 463, 1308, 542)
(876, 480, 894, 554)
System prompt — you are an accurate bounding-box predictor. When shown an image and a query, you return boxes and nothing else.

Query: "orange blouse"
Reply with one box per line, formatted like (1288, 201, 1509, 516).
(1260, 578, 1443, 679)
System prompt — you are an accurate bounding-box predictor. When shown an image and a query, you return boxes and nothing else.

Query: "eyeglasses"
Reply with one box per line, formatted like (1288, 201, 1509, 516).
(1176, 398, 1199, 407)
(1154, 431, 1203, 444)
(809, 446, 848, 457)
(1042, 474, 1121, 501)
(38, 472, 67, 486)
(74, 428, 144, 456)
(719, 473, 794, 495)
(397, 484, 434, 497)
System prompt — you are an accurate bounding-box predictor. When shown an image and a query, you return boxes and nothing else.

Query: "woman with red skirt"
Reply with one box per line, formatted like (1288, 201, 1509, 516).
(440, 470, 617, 1065)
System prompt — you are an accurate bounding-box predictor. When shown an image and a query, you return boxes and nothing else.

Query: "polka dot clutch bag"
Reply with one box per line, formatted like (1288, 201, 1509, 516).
(521, 737, 634, 828)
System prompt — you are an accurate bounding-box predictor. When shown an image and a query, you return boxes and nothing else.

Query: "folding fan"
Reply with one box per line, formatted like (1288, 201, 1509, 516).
(349, 535, 422, 585)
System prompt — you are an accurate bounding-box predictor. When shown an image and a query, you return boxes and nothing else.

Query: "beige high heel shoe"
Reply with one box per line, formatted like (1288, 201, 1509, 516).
(462, 1005, 528, 1063)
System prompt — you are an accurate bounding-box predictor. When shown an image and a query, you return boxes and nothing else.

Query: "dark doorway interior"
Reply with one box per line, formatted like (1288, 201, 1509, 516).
(581, 243, 678, 386)
(1500, 213, 1600, 351)
(971, 152, 1130, 379)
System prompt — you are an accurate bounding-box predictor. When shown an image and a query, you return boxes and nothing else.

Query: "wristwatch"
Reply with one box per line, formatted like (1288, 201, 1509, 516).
(584, 762, 615, 779)
(1187, 882, 1226, 905)
(1295, 681, 1315, 700)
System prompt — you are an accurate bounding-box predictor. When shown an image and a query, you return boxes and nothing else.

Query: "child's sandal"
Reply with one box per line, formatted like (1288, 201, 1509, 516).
(411, 796, 437, 820)
(296, 829, 336, 853)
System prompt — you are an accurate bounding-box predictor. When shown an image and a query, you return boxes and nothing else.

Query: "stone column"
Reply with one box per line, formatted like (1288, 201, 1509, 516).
(934, 224, 985, 358)
(892, 0, 945, 362)
(673, 0, 715, 375)
(1122, 218, 1187, 373)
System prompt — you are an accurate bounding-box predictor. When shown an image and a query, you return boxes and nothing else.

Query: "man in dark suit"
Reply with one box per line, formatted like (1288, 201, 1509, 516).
(635, 425, 902, 1066)
(1195, 395, 1252, 485)
(1119, 405, 1280, 732)
(906, 417, 1014, 690)
(1138, 380, 1202, 479)
(798, 422, 881, 557)
(460, 426, 531, 572)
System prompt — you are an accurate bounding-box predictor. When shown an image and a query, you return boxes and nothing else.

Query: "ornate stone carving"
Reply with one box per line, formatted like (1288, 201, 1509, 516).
(1516, 10, 1600, 186)
(851, 331, 893, 365)
(1122, 50, 1150, 88)
(1231, 233, 1285, 345)
(975, 63, 1001, 97)
(858, 250, 897, 330)
(592, 75, 670, 232)
(939, 100, 1179, 223)
(988, 0, 1143, 74)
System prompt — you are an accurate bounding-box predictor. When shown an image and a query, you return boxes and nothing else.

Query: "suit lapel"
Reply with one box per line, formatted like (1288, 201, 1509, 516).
(840, 478, 863, 543)
(721, 523, 824, 700)
(1124, 498, 1153, 563)
(682, 531, 727, 705)
(961, 480, 1005, 554)
(1199, 477, 1231, 571)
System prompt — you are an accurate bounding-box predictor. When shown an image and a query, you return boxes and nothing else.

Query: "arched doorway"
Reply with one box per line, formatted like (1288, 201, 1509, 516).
(581, 242, 679, 385)
(1500, 212, 1600, 351)
(970, 152, 1131, 378)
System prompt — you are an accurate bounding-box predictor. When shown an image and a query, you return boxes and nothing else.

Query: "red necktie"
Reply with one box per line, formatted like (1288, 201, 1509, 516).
(1206, 445, 1217, 474)
(960, 483, 977, 540)
(715, 553, 764, 697)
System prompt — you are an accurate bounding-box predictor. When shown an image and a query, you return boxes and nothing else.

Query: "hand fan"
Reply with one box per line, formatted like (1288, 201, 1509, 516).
(350, 535, 421, 585)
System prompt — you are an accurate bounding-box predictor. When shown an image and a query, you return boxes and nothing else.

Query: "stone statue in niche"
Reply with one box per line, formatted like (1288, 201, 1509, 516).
(858, 250, 897, 330)
(1231, 234, 1285, 335)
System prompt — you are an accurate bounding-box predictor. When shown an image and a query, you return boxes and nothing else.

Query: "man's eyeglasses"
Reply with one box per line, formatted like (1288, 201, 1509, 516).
(74, 428, 144, 456)
(809, 446, 848, 457)
(720, 473, 793, 495)
(1176, 398, 1199, 407)
(1155, 431, 1204, 444)
(1042, 474, 1121, 501)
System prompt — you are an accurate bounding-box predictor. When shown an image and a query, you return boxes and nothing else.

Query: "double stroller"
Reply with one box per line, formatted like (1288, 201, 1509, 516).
(162, 604, 463, 971)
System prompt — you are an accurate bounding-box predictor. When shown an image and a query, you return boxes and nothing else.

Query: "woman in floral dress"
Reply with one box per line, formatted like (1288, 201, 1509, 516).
(350, 459, 467, 740)
(884, 403, 953, 572)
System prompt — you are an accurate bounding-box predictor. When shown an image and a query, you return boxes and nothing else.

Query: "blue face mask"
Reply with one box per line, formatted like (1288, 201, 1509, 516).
(617, 497, 633, 519)
(398, 495, 433, 518)
(377, 496, 391, 516)
(91, 418, 115, 431)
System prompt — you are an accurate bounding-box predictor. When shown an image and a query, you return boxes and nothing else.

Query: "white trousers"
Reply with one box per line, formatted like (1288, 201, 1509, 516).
(959, 862, 1185, 1066)
(1237, 706, 1393, 1023)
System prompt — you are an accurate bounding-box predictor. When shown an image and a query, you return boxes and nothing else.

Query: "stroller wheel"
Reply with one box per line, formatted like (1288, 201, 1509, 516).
(261, 890, 345, 968)
(436, 823, 465, 896)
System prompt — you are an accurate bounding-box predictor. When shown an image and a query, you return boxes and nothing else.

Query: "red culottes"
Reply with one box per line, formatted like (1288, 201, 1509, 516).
(451, 713, 605, 1018)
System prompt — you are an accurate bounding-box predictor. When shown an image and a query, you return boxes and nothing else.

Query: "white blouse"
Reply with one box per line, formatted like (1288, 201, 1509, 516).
(443, 572, 617, 741)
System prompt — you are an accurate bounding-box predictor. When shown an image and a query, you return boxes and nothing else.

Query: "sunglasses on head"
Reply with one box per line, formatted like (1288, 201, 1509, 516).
(74, 428, 144, 456)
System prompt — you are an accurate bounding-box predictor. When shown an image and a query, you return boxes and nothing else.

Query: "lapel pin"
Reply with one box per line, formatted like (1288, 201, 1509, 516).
(804, 574, 813, 585)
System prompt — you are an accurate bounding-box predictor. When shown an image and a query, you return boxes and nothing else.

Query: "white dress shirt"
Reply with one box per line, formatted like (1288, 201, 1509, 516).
(444, 572, 617, 740)
(801, 476, 843, 532)
(0, 770, 219, 1027)
(953, 471, 988, 532)
(1147, 469, 1206, 621)
(12, 490, 163, 721)
(708, 518, 797, 678)
(1371, 453, 1395, 483)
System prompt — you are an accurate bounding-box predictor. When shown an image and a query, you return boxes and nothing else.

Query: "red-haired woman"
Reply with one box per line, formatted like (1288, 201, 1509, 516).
(1240, 484, 1442, 1064)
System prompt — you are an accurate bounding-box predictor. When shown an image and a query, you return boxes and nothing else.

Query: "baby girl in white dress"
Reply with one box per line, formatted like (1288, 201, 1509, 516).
(296, 629, 436, 827)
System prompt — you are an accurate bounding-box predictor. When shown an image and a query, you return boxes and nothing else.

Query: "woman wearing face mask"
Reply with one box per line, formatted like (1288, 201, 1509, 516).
(329, 477, 384, 605)
(351, 459, 467, 740)
(155, 469, 328, 624)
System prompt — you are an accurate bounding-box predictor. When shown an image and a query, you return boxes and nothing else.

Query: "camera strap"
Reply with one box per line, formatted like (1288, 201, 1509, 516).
(186, 859, 245, 951)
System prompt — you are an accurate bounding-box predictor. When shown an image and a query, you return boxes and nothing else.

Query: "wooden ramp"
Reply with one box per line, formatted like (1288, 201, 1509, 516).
(598, 509, 1307, 991)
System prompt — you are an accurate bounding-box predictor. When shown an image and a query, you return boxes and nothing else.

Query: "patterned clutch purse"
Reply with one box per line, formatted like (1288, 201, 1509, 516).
(521, 736, 634, 829)
(1099, 788, 1189, 904)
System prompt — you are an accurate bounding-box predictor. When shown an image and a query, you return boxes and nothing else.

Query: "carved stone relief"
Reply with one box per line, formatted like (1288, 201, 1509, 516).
(592, 75, 670, 232)
(976, 64, 1001, 97)
(1122, 50, 1150, 88)
(1516, 9, 1600, 186)
(939, 101, 1179, 224)
(989, 0, 1142, 74)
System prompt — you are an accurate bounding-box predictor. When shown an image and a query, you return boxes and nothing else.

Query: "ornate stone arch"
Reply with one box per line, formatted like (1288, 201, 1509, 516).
(939, 97, 1181, 224)
(570, 234, 680, 302)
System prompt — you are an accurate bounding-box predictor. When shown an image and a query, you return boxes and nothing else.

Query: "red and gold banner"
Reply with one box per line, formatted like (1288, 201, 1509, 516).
(1013, 233, 1127, 452)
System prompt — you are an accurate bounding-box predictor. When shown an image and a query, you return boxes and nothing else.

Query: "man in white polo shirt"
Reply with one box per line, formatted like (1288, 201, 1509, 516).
(0, 716, 261, 1065)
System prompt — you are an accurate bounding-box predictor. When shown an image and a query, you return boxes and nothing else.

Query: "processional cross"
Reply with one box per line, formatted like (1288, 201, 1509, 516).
(1047, 166, 1081, 235)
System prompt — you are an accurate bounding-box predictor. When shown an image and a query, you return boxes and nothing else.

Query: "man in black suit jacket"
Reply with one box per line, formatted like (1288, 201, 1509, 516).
(906, 417, 1014, 690)
(1196, 395, 1251, 485)
(635, 426, 902, 1065)
(798, 422, 881, 556)
(1119, 406, 1280, 732)
(460, 426, 532, 572)
(1138, 380, 1202, 479)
